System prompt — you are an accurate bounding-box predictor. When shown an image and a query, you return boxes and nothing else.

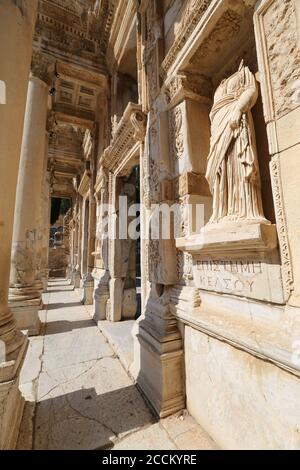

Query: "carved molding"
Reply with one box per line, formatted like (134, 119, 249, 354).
(169, 105, 184, 161)
(82, 129, 93, 161)
(148, 239, 161, 282)
(270, 154, 294, 300)
(160, 0, 213, 79)
(190, 9, 243, 68)
(254, 0, 300, 156)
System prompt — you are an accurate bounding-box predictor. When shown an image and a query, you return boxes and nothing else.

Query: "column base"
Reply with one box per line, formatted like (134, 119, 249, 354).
(81, 274, 94, 305)
(0, 334, 28, 450)
(9, 298, 42, 336)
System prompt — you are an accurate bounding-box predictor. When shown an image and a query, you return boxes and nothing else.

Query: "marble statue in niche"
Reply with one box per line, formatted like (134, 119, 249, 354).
(206, 61, 267, 224)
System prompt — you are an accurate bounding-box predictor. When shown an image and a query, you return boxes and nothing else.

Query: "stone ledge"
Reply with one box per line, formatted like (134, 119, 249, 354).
(171, 293, 300, 378)
(176, 222, 278, 254)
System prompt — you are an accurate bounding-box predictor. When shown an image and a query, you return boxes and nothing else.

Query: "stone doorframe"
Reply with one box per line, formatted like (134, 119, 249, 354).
(94, 102, 147, 322)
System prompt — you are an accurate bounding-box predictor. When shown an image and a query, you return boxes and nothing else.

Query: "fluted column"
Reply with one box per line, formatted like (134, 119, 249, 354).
(9, 73, 49, 335)
(0, 0, 38, 449)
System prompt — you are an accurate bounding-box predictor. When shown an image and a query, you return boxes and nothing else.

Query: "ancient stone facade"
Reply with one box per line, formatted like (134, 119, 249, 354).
(1, 0, 300, 450)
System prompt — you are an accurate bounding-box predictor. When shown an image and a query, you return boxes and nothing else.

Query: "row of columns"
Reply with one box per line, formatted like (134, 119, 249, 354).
(0, 0, 40, 449)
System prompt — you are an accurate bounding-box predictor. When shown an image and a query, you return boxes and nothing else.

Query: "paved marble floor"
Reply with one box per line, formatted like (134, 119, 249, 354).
(17, 279, 217, 450)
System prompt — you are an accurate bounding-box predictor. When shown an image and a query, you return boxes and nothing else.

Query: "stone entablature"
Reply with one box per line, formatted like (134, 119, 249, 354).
(160, 0, 213, 79)
(161, 0, 257, 81)
(34, 0, 106, 71)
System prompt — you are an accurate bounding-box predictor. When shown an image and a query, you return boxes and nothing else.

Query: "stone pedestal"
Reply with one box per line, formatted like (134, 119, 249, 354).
(137, 287, 185, 417)
(122, 288, 137, 319)
(9, 75, 49, 335)
(81, 273, 94, 305)
(108, 278, 124, 321)
(0, 0, 38, 449)
(72, 268, 81, 289)
(93, 271, 110, 322)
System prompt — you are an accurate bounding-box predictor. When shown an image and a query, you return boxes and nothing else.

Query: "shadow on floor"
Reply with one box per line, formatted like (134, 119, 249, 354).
(33, 384, 157, 450)
(44, 318, 97, 335)
(46, 301, 82, 310)
(46, 288, 75, 294)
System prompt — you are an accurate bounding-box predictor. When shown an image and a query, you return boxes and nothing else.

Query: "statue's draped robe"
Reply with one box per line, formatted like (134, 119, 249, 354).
(206, 66, 265, 222)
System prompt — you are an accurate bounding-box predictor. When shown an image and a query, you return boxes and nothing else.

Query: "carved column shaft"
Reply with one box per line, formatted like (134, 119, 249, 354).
(9, 74, 49, 335)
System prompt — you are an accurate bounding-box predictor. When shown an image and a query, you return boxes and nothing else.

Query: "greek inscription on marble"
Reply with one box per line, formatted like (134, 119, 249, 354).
(196, 260, 262, 275)
(192, 257, 274, 301)
(197, 274, 255, 294)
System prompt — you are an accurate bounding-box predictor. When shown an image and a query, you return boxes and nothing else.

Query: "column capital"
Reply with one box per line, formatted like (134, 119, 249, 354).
(164, 71, 212, 108)
(31, 50, 54, 85)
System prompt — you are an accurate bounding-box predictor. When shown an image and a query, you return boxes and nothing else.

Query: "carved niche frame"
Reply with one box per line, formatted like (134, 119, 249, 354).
(254, 0, 294, 300)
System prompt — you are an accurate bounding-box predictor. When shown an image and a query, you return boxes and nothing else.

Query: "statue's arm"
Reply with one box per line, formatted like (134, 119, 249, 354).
(237, 76, 258, 113)
(230, 69, 258, 129)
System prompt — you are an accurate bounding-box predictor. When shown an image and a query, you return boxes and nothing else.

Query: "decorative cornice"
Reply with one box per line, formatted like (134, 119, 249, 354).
(160, 0, 213, 80)
(101, 102, 147, 174)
